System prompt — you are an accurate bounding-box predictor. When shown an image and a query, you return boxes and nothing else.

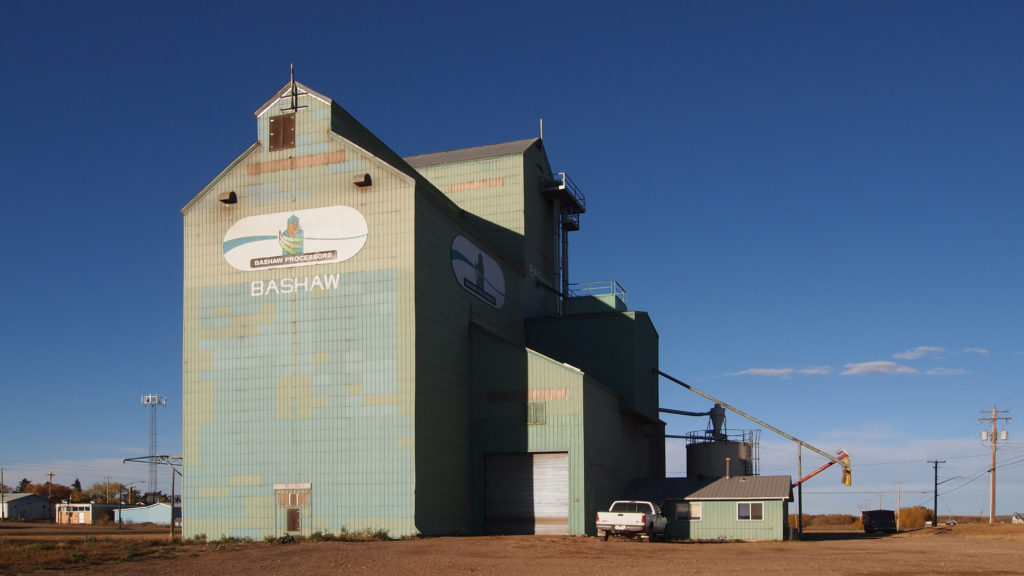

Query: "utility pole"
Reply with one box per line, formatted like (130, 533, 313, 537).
(1, 466, 5, 521)
(797, 444, 802, 539)
(979, 405, 1011, 524)
(929, 460, 944, 526)
(46, 472, 54, 500)
(896, 481, 903, 532)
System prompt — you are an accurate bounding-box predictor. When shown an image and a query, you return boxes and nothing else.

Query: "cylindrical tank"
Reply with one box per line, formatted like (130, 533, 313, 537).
(687, 440, 752, 478)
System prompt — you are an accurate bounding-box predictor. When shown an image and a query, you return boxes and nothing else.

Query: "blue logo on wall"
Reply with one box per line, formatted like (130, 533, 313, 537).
(279, 215, 305, 255)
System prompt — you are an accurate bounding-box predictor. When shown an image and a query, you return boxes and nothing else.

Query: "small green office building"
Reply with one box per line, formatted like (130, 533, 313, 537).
(663, 475, 793, 541)
(181, 76, 664, 539)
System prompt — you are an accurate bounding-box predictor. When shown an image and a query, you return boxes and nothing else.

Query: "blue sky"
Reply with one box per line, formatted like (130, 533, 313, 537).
(3, 1, 1023, 516)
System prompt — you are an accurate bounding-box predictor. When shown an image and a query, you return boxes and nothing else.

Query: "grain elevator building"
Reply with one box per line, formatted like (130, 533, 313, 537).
(181, 76, 664, 539)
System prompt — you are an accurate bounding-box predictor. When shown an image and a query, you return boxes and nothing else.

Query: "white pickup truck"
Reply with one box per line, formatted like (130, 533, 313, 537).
(595, 500, 668, 541)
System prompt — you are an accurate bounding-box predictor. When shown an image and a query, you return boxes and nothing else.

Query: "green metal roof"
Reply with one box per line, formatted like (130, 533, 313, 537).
(685, 476, 793, 501)
(404, 138, 540, 168)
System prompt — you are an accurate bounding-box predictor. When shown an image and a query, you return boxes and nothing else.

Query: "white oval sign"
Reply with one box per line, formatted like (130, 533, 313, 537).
(223, 206, 368, 271)
(451, 235, 505, 309)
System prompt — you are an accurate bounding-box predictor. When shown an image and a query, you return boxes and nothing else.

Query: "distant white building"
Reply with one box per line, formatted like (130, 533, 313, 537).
(55, 502, 118, 524)
(1, 493, 54, 521)
(114, 502, 181, 525)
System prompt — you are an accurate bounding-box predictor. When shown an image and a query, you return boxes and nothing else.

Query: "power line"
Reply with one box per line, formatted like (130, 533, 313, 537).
(801, 490, 930, 495)
(997, 386, 1024, 409)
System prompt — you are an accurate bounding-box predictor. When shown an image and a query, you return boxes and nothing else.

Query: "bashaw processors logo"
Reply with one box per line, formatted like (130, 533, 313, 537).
(222, 206, 368, 271)
(451, 235, 505, 309)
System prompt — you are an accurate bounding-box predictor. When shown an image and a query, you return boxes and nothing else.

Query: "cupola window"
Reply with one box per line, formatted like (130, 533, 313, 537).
(269, 112, 296, 151)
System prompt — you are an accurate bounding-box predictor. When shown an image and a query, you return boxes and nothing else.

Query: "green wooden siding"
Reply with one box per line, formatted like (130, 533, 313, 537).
(664, 499, 790, 541)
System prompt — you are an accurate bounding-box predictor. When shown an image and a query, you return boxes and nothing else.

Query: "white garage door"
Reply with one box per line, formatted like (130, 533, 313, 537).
(485, 452, 569, 535)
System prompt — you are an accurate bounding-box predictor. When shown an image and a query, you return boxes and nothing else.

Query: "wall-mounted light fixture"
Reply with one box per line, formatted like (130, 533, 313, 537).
(352, 173, 372, 188)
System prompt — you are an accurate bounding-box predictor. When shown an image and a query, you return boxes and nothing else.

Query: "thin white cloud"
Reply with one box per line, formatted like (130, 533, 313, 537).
(893, 346, 945, 360)
(963, 347, 990, 356)
(926, 367, 968, 376)
(733, 368, 795, 378)
(841, 361, 919, 376)
(798, 366, 833, 375)
(728, 366, 833, 378)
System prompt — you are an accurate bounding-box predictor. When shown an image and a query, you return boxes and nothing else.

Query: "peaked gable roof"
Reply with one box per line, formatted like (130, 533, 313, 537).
(254, 78, 423, 183)
(2, 493, 49, 502)
(185, 78, 426, 214)
(685, 475, 793, 501)
(254, 80, 331, 117)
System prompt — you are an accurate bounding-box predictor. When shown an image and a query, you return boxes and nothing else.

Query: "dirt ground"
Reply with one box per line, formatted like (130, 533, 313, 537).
(6, 523, 1024, 576)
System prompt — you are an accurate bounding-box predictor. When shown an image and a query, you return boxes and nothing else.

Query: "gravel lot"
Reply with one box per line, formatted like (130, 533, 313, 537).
(8, 523, 1024, 575)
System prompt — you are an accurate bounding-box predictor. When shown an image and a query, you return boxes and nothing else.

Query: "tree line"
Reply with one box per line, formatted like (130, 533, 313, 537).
(1, 478, 169, 504)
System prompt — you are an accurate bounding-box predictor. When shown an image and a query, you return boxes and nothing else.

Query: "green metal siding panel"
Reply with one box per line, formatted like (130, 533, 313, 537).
(468, 328, 588, 534)
(526, 311, 660, 421)
(631, 312, 660, 422)
(415, 155, 525, 267)
(183, 92, 419, 539)
(412, 144, 561, 320)
(412, 185, 524, 535)
(411, 196, 473, 535)
(186, 85, 618, 542)
(525, 352, 586, 535)
(519, 146, 560, 318)
(582, 377, 629, 535)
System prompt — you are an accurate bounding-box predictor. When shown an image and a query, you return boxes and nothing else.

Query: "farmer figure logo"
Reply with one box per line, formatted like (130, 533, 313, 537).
(279, 215, 304, 255)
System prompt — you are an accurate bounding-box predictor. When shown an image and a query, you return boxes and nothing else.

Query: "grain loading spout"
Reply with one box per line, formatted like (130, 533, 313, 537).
(657, 370, 852, 486)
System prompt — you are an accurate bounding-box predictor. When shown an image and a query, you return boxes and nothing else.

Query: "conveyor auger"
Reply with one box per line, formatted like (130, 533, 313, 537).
(657, 370, 852, 486)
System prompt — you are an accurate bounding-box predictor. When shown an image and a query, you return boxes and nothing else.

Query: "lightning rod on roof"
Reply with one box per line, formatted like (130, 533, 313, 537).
(282, 63, 308, 113)
(539, 118, 544, 140)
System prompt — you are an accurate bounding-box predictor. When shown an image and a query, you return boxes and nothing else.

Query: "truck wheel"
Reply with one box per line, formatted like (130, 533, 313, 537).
(598, 530, 608, 541)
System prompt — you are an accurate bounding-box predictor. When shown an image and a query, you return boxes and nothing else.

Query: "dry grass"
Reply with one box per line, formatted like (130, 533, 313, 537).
(0, 523, 177, 574)
(0, 536, 176, 573)
(0, 522, 394, 575)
